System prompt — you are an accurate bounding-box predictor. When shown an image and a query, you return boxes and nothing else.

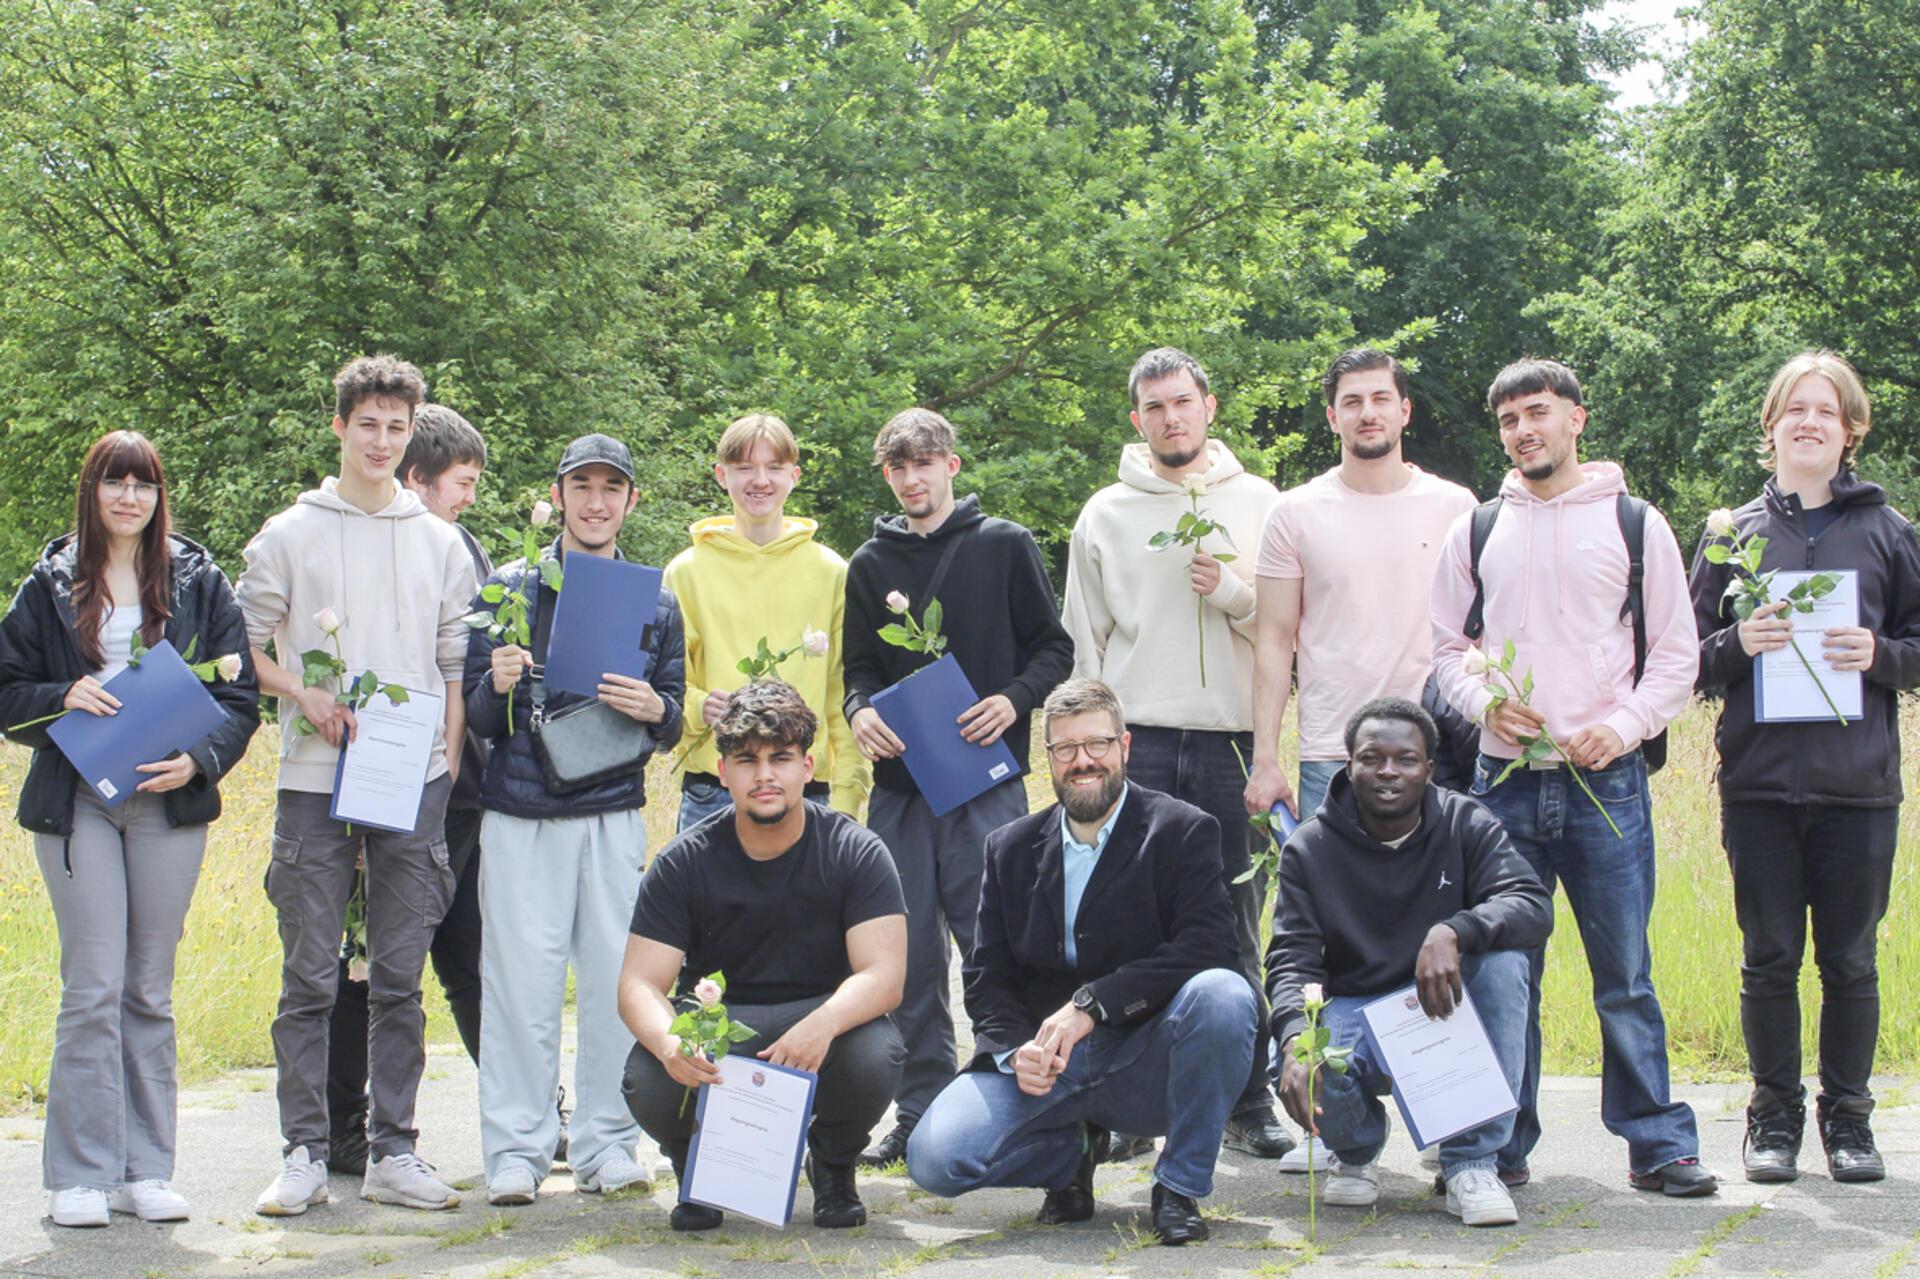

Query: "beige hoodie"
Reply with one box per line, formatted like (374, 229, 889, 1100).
(237, 478, 478, 793)
(1063, 440, 1278, 730)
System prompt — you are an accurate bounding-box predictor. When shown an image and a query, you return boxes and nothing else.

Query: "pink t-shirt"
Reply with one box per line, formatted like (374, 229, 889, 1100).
(1256, 465, 1477, 760)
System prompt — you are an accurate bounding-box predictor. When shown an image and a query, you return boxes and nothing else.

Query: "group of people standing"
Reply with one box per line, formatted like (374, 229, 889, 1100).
(0, 341, 1907, 1244)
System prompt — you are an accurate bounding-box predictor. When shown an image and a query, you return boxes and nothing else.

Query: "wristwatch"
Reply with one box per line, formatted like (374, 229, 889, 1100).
(1071, 985, 1104, 1023)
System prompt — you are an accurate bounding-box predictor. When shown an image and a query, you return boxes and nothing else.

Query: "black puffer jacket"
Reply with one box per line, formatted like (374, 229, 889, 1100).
(1689, 470, 1920, 806)
(463, 540, 684, 820)
(0, 534, 262, 835)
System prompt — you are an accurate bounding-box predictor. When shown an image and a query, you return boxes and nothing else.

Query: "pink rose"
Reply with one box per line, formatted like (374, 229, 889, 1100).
(531, 499, 554, 527)
(885, 590, 909, 615)
(1301, 982, 1325, 1007)
(313, 607, 341, 633)
(694, 978, 724, 1007)
(803, 628, 831, 658)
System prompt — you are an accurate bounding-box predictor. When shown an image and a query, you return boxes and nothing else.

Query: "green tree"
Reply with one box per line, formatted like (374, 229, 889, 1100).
(0, 0, 729, 581)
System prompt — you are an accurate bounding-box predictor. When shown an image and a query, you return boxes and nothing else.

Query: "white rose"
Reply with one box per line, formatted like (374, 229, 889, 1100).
(1706, 508, 1736, 538)
(216, 653, 244, 682)
(347, 957, 369, 984)
(1462, 647, 1491, 676)
(1181, 473, 1207, 498)
(313, 607, 341, 633)
(803, 628, 831, 658)
(531, 499, 554, 527)
(693, 978, 724, 1007)
(885, 590, 910, 615)
(1301, 982, 1325, 1007)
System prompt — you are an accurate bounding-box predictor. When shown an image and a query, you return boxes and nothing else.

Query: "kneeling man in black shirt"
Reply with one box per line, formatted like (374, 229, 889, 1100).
(907, 679, 1256, 1246)
(620, 680, 907, 1231)
(1267, 697, 1552, 1227)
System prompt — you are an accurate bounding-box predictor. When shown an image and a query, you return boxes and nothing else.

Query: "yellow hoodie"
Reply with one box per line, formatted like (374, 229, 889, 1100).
(663, 516, 869, 813)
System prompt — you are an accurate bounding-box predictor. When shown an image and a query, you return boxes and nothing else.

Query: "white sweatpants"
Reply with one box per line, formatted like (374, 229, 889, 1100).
(478, 807, 645, 1183)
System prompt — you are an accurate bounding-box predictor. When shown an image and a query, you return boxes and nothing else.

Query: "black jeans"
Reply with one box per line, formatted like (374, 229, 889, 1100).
(623, 997, 905, 1167)
(1122, 725, 1273, 1115)
(1721, 799, 1899, 1111)
(328, 804, 485, 1140)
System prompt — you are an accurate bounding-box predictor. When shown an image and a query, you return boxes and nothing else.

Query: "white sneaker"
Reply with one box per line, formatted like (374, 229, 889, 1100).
(256, 1149, 330, 1216)
(48, 1187, 110, 1228)
(1278, 1134, 1334, 1174)
(1322, 1155, 1381, 1206)
(486, 1165, 539, 1206)
(362, 1152, 460, 1210)
(108, 1179, 190, 1221)
(576, 1152, 651, 1195)
(1419, 1143, 1442, 1170)
(1446, 1166, 1519, 1226)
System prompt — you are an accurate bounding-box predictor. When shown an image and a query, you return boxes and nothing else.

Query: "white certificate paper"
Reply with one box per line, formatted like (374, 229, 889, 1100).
(682, 1055, 817, 1228)
(1359, 983, 1517, 1150)
(1755, 570, 1864, 723)
(328, 686, 441, 834)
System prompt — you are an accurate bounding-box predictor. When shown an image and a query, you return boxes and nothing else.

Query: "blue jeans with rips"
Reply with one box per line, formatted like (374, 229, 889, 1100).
(906, 969, 1256, 1200)
(1310, 950, 1531, 1177)
(1470, 750, 1698, 1175)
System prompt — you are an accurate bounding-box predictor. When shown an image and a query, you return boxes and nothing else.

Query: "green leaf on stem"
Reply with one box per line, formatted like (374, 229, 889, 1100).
(669, 1012, 694, 1036)
(538, 559, 565, 592)
(382, 685, 409, 704)
(726, 1023, 756, 1043)
(1502, 637, 1517, 667)
(923, 598, 943, 638)
(1213, 551, 1238, 563)
(1146, 530, 1177, 551)
(480, 583, 507, 603)
(1702, 543, 1731, 564)
(877, 623, 912, 646)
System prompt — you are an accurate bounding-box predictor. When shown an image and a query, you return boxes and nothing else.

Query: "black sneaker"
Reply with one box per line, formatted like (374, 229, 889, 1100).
(329, 1122, 370, 1178)
(1628, 1157, 1719, 1197)
(667, 1153, 724, 1231)
(1105, 1132, 1157, 1163)
(1222, 1106, 1296, 1159)
(1037, 1126, 1106, 1225)
(1820, 1105, 1886, 1184)
(857, 1119, 914, 1170)
(805, 1154, 867, 1228)
(1743, 1101, 1804, 1184)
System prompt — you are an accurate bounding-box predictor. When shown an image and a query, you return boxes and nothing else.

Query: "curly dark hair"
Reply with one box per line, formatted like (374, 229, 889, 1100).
(714, 679, 818, 756)
(333, 353, 427, 422)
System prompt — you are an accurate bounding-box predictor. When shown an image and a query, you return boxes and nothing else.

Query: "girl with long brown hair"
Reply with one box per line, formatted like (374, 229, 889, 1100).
(0, 431, 260, 1227)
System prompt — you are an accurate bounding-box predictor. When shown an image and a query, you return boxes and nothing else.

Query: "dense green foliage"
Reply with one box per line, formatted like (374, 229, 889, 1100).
(1, 0, 1912, 582)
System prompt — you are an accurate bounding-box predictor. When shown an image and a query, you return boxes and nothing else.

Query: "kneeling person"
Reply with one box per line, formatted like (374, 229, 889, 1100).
(906, 680, 1256, 1246)
(620, 681, 907, 1231)
(1267, 698, 1552, 1226)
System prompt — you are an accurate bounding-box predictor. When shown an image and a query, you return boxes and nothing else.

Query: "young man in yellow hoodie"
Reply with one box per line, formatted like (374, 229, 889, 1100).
(663, 415, 868, 828)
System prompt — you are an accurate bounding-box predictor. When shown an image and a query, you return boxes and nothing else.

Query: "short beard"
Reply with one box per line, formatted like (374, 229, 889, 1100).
(744, 799, 796, 826)
(1151, 443, 1203, 472)
(1348, 435, 1397, 462)
(1056, 767, 1126, 823)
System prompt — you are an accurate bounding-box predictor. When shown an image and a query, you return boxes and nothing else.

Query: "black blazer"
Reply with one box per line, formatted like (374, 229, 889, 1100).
(962, 781, 1239, 1068)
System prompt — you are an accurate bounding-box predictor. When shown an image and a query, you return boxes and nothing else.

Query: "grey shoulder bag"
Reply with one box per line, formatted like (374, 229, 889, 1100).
(524, 566, 657, 793)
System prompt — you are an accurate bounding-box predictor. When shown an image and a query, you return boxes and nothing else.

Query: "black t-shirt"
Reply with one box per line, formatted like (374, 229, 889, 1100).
(630, 801, 906, 1006)
(1804, 502, 1844, 538)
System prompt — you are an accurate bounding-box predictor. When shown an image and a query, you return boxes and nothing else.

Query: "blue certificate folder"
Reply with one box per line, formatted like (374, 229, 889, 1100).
(48, 639, 227, 808)
(682, 1058, 818, 1227)
(869, 653, 1022, 817)
(542, 554, 662, 700)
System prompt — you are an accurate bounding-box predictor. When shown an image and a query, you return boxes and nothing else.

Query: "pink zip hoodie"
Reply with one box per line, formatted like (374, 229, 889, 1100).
(1430, 461, 1698, 760)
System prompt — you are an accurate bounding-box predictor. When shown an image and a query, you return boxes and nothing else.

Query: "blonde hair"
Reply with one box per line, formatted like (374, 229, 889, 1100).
(1758, 350, 1871, 470)
(716, 413, 798, 466)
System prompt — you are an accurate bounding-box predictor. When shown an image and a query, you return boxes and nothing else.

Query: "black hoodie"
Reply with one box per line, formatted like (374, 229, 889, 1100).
(1264, 769, 1553, 1048)
(843, 495, 1074, 796)
(1689, 470, 1920, 807)
(0, 534, 263, 838)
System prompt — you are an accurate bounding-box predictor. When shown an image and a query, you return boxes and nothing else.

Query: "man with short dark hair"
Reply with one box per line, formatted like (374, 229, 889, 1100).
(843, 406, 1074, 1167)
(464, 433, 684, 1205)
(1430, 359, 1712, 1196)
(1267, 697, 1551, 1226)
(907, 679, 1255, 1247)
(326, 402, 494, 1175)
(240, 355, 478, 1215)
(1062, 346, 1290, 1160)
(621, 680, 907, 1232)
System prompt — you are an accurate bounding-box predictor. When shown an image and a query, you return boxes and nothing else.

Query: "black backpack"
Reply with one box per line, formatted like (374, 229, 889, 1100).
(1460, 492, 1667, 774)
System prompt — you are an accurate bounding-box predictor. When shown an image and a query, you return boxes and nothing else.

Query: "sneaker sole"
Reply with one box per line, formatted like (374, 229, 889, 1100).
(48, 1212, 109, 1228)
(1630, 1176, 1718, 1198)
(1448, 1197, 1519, 1226)
(255, 1187, 329, 1217)
(111, 1203, 190, 1222)
(577, 1176, 653, 1196)
(1323, 1187, 1380, 1207)
(361, 1188, 460, 1210)
(487, 1188, 537, 1206)
(1222, 1133, 1296, 1158)
(1830, 1165, 1887, 1184)
(1744, 1164, 1800, 1184)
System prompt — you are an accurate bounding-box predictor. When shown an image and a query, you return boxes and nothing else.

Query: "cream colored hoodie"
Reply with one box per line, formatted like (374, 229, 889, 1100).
(237, 478, 478, 793)
(1063, 440, 1279, 730)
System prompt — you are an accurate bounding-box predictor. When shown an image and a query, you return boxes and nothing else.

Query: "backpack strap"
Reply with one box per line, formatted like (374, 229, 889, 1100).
(922, 525, 970, 612)
(1462, 498, 1504, 641)
(1616, 493, 1650, 687)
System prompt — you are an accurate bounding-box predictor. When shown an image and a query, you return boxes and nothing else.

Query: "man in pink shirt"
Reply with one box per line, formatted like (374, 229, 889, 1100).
(1245, 349, 1476, 825)
(1429, 359, 1714, 1198)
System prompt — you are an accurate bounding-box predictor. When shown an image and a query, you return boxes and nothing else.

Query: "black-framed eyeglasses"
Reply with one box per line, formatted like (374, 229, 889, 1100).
(1044, 735, 1121, 766)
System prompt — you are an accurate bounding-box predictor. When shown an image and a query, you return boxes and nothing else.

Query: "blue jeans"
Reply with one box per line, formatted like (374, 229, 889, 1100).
(676, 777, 732, 833)
(906, 969, 1256, 1200)
(1124, 727, 1272, 1113)
(1470, 751, 1698, 1174)
(1297, 759, 1343, 823)
(1312, 950, 1530, 1177)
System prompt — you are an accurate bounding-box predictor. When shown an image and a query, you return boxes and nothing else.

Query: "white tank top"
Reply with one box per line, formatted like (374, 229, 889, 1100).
(97, 603, 144, 682)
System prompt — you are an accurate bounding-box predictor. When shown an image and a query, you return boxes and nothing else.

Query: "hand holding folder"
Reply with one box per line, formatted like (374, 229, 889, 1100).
(48, 640, 228, 807)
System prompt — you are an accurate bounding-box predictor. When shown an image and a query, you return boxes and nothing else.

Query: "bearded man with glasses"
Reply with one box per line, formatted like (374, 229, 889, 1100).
(905, 680, 1255, 1246)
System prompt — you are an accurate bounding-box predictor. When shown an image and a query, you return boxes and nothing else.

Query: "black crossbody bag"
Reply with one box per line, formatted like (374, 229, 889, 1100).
(523, 563, 658, 794)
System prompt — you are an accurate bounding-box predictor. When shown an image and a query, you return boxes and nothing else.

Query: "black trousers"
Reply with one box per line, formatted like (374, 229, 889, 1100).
(623, 996, 905, 1167)
(1721, 799, 1899, 1113)
(328, 803, 485, 1138)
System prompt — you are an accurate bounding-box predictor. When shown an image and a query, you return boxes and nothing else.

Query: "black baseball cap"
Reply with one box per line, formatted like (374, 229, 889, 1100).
(556, 433, 635, 483)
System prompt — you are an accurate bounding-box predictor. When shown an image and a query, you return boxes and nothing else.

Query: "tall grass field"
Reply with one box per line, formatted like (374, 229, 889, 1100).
(1, 700, 1913, 1112)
